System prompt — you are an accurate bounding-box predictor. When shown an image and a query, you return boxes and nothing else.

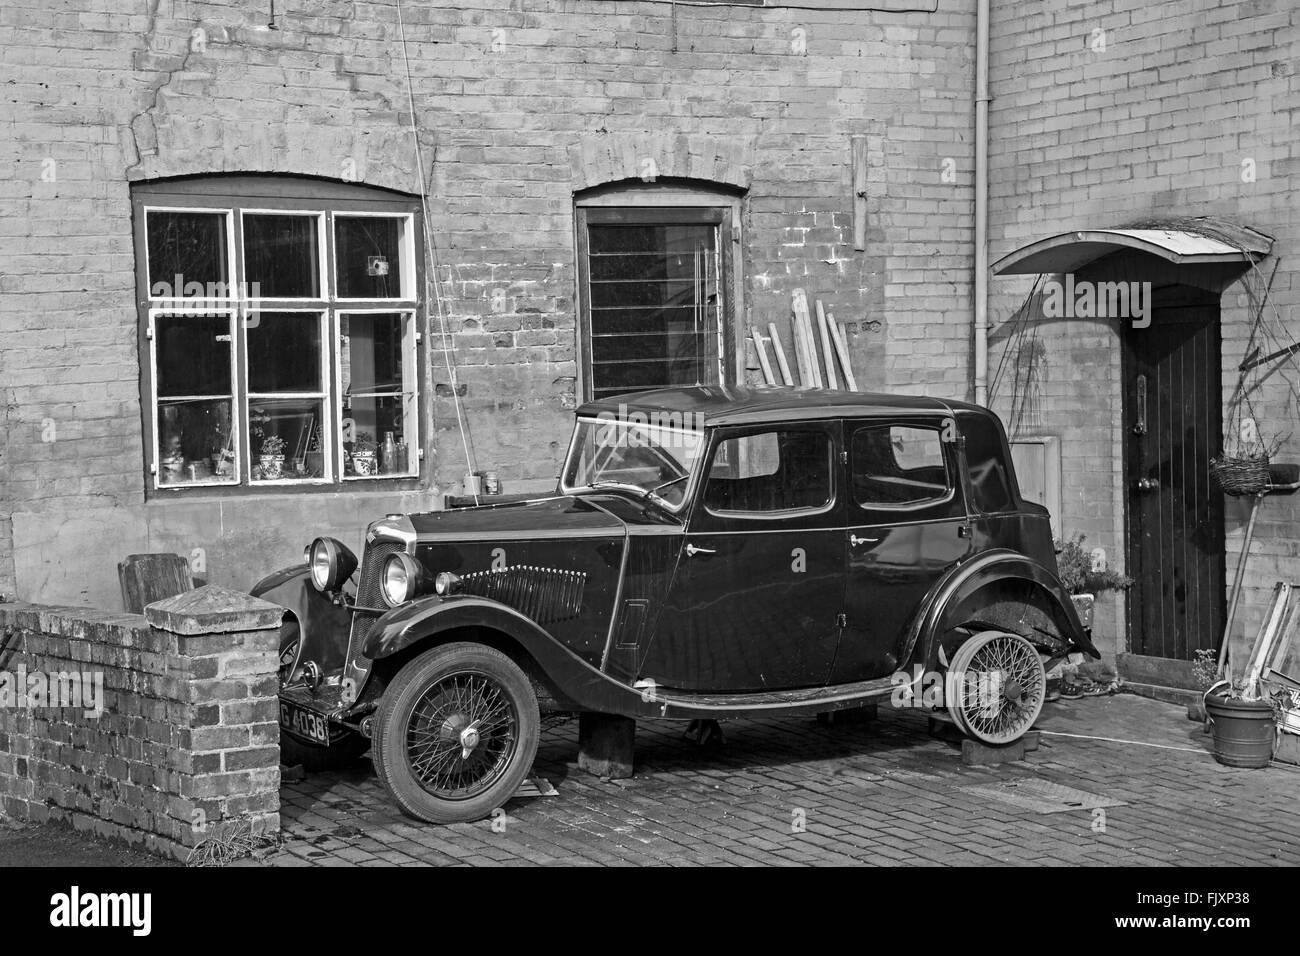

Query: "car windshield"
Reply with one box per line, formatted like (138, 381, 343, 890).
(562, 416, 707, 511)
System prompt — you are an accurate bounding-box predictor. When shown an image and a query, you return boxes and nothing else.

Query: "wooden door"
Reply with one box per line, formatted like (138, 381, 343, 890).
(1123, 305, 1225, 660)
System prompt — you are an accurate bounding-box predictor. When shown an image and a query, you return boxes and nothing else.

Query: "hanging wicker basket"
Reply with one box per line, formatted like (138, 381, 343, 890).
(1210, 454, 1271, 496)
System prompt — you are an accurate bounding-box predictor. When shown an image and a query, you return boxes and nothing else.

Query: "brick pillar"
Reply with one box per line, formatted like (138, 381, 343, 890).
(144, 584, 284, 852)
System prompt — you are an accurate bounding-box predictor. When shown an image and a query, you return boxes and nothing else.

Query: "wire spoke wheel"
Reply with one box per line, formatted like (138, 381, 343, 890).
(374, 642, 541, 824)
(946, 630, 1045, 744)
(405, 671, 519, 801)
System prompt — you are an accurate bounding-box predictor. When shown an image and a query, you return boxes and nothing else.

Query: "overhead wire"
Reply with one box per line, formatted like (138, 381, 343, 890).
(395, 0, 479, 505)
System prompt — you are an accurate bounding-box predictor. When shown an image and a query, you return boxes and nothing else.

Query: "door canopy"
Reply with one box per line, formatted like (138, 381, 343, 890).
(992, 217, 1272, 276)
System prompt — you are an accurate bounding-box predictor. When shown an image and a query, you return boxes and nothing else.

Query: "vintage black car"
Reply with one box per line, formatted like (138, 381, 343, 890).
(253, 386, 1097, 823)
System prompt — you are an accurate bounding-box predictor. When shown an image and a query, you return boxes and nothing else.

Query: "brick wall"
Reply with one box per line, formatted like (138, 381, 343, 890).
(986, 0, 1300, 663)
(0, 0, 977, 604)
(0, 586, 281, 860)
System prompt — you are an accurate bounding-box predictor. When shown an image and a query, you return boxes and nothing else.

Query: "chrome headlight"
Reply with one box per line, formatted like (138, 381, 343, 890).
(309, 537, 357, 592)
(434, 571, 462, 596)
(382, 553, 427, 607)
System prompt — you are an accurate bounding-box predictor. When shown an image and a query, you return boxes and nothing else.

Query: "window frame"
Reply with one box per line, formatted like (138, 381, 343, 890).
(574, 183, 743, 403)
(131, 176, 427, 497)
(331, 211, 418, 303)
(242, 306, 332, 487)
(698, 422, 840, 523)
(847, 418, 959, 514)
(238, 207, 329, 302)
(147, 305, 241, 489)
(335, 307, 421, 482)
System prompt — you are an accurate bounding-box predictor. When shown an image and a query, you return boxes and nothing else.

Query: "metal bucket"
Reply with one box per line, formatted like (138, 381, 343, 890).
(1205, 692, 1275, 768)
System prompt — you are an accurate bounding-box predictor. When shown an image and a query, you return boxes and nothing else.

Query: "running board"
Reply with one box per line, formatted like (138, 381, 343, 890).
(647, 676, 898, 719)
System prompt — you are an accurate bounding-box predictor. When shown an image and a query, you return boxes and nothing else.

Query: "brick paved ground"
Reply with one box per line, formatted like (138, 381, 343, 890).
(266, 694, 1300, 866)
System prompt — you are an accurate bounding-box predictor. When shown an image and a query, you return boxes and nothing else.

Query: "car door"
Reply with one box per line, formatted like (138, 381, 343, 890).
(832, 417, 972, 684)
(639, 420, 844, 692)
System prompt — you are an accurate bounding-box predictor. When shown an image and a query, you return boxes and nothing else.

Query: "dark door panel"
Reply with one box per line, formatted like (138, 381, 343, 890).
(835, 418, 971, 683)
(643, 528, 843, 691)
(1123, 305, 1225, 660)
(836, 519, 970, 682)
(642, 421, 844, 691)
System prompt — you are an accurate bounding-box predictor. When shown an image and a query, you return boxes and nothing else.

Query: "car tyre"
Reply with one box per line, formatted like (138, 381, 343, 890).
(373, 642, 540, 824)
(945, 629, 1046, 744)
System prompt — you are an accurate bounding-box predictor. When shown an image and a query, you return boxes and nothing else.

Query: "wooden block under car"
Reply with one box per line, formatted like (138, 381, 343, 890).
(577, 712, 635, 779)
(816, 703, 877, 726)
(961, 736, 1027, 766)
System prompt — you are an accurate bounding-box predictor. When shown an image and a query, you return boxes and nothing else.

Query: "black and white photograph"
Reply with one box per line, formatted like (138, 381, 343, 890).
(0, 0, 1294, 916)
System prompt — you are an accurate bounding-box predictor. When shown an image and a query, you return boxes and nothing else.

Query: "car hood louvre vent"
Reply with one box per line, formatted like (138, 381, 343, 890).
(459, 566, 587, 624)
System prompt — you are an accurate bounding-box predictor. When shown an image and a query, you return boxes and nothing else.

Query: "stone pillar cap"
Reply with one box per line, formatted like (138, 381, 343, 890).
(144, 584, 284, 636)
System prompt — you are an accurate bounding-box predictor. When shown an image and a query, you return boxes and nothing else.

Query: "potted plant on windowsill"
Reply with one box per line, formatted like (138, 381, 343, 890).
(1054, 533, 1132, 631)
(259, 435, 287, 481)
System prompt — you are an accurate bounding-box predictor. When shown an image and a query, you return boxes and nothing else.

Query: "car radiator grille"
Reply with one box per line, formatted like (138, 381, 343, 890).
(459, 566, 586, 624)
(350, 540, 403, 651)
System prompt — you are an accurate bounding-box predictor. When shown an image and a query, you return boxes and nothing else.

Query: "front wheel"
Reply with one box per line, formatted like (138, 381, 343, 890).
(945, 630, 1046, 744)
(372, 642, 540, 824)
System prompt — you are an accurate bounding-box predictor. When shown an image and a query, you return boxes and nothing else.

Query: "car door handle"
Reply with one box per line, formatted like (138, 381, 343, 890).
(849, 534, 879, 547)
(685, 543, 716, 557)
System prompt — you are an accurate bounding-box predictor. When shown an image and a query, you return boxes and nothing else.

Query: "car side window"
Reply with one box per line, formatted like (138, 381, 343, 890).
(704, 428, 832, 515)
(851, 424, 950, 507)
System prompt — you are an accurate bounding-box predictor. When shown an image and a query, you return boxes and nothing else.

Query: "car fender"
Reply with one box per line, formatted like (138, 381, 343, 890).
(250, 565, 352, 672)
(902, 548, 1099, 669)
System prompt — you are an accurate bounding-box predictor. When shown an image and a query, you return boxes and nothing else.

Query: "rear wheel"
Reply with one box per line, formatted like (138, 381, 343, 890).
(372, 642, 540, 824)
(945, 630, 1046, 744)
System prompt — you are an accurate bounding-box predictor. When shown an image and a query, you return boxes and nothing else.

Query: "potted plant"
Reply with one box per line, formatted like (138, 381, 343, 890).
(1054, 533, 1132, 630)
(259, 434, 287, 480)
(1203, 678, 1276, 768)
(350, 432, 377, 477)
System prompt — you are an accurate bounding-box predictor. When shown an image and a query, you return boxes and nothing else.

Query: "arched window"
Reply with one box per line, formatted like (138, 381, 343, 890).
(130, 175, 424, 494)
(575, 180, 743, 401)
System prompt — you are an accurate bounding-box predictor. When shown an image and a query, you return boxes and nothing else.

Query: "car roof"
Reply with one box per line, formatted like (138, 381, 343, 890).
(577, 385, 989, 427)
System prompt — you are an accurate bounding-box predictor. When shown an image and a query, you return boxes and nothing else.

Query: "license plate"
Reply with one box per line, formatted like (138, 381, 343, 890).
(280, 700, 331, 746)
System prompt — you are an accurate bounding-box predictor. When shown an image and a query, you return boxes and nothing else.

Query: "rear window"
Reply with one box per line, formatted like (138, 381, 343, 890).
(961, 413, 1016, 513)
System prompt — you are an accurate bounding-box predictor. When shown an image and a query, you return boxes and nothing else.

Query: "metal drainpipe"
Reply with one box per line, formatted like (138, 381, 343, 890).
(973, 0, 990, 406)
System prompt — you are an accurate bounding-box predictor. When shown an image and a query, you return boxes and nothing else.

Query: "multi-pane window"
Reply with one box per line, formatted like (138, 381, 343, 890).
(132, 178, 422, 492)
(577, 204, 733, 400)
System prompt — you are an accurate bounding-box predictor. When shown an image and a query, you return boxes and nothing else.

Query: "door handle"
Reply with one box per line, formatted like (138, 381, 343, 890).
(685, 543, 716, 557)
(849, 534, 879, 547)
(1138, 477, 1161, 491)
(1134, 374, 1148, 436)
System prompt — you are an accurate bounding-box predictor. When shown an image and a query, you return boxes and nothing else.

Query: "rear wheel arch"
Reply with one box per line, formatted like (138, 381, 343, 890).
(913, 564, 1091, 672)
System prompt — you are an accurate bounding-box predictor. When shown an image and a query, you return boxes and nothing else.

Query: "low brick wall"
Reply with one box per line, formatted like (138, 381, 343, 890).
(0, 585, 283, 861)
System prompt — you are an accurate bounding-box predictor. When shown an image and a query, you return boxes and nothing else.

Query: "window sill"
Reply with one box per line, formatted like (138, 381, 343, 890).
(144, 476, 429, 503)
